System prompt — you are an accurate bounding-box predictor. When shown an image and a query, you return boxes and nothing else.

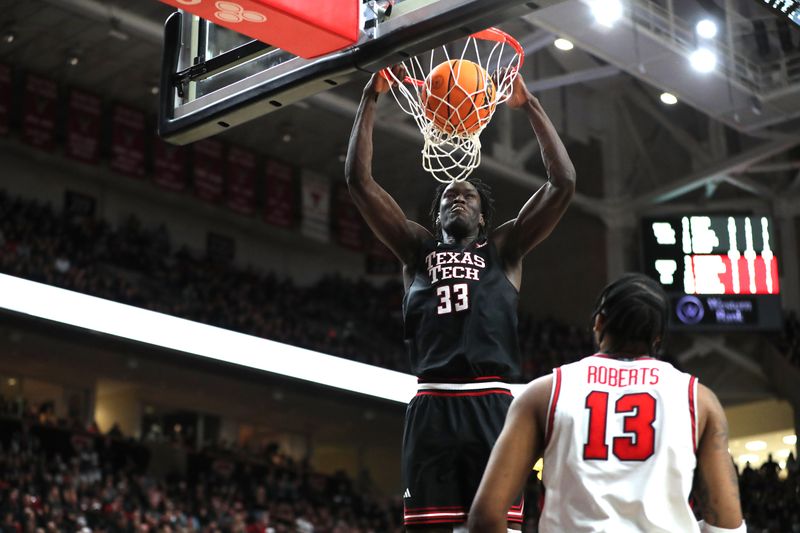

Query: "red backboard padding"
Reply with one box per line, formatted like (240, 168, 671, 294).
(157, 0, 359, 59)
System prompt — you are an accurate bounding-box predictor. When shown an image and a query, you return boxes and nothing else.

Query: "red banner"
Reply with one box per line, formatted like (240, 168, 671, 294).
(0, 64, 10, 136)
(110, 105, 147, 178)
(22, 74, 58, 150)
(334, 183, 365, 250)
(226, 146, 257, 215)
(366, 235, 400, 275)
(66, 90, 102, 164)
(264, 159, 295, 228)
(193, 138, 225, 203)
(153, 137, 188, 192)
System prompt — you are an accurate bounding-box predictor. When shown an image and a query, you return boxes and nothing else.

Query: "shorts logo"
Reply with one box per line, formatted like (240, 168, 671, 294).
(403, 488, 411, 498)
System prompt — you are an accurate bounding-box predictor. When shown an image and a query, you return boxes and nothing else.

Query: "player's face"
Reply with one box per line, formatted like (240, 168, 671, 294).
(439, 181, 483, 236)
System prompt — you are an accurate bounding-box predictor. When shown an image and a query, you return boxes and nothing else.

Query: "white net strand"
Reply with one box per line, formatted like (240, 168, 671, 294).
(383, 29, 523, 182)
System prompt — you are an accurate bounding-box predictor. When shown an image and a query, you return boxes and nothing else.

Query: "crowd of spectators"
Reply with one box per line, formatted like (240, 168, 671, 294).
(0, 414, 405, 533)
(0, 190, 591, 381)
(517, 455, 800, 532)
(2, 408, 796, 533)
(738, 454, 800, 532)
(1, 191, 799, 530)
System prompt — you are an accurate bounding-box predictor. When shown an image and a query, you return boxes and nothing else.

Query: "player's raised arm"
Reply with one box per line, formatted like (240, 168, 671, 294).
(694, 384, 746, 532)
(493, 72, 576, 282)
(345, 70, 429, 266)
(468, 375, 551, 533)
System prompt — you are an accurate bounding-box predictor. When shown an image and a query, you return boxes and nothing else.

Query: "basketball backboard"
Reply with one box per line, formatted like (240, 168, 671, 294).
(158, 0, 536, 145)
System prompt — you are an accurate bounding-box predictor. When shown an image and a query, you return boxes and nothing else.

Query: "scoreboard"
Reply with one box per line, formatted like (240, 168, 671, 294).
(757, 0, 800, 27)
(642, 215, 782, 331)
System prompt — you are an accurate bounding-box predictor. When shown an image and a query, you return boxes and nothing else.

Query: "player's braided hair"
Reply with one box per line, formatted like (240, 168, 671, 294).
(429, 177, 495, 240)
(591, 273, 669, 356)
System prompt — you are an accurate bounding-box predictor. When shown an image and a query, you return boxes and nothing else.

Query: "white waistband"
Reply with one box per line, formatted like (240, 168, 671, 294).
(417, 381, 510, 391)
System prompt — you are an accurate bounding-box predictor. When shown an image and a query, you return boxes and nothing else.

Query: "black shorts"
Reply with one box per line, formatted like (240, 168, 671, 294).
(401, 382, 524, 527)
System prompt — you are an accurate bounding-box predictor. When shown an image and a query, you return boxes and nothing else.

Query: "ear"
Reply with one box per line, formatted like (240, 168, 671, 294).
(479, 213, 485, 227)
(593, 313, 604, 332)
(651, 336, 662, 349)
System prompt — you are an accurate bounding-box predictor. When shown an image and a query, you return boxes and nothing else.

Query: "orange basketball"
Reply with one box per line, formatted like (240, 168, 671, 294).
(420, 59, 496, 135)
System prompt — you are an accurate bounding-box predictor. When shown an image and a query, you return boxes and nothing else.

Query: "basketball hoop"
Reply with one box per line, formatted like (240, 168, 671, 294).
(382, 28, 524, 183)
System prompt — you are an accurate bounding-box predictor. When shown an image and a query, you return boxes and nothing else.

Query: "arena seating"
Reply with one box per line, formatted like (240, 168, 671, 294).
(0, 190, 597, 381)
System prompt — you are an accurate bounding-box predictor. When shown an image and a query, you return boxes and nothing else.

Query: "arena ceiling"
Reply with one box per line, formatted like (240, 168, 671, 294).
(0, 0, 798, 218)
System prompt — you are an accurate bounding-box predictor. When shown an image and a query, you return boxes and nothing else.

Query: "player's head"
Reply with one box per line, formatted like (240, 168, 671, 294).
(591, 273, 669, 356)
(429, 177, 495, 240)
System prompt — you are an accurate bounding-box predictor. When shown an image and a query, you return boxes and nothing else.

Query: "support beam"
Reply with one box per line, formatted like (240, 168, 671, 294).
(43, 0, 163, 43)
(527, 65, 620, 93)
(746, 161, 800, 173)
(626, 88, 713, 166)
(643, 197, 770, 215)
(616, 98, 657, 187)
(631, 137, 800, 209)
(789, 170, 800, 193)
(705, 181, 719, 199)
(720, 174, 774, 198)
(518, 29, 555, 56)
(511, 139, 540, 167)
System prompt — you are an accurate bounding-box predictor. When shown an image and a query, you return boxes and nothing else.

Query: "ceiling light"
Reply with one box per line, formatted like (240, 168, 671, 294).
(279, 123, 293, 143)
(660, 92, 678, 105)
(2, 30, 15, 44)
(689, 47, 716, 73)
(150, 85, 160, 95)
(590, 0, 624, 28)
(66, 52, 80, 67)
(775, 449, 791, 459)
(554, 38, 574, 51)
(744, 440, 767, 451)
(695, 19, 718, 39)
(737, 453, 760, 464)
(784, 435, 797, 445)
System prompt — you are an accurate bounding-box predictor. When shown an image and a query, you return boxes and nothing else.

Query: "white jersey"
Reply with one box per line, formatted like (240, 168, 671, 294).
(540, 354, 700, 533)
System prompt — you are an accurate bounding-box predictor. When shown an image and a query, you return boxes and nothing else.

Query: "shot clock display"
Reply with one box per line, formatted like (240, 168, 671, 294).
(642, 215, 782, 331)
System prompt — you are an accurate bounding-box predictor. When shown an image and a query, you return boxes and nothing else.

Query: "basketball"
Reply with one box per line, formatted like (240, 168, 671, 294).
(420, 59, 496, 135)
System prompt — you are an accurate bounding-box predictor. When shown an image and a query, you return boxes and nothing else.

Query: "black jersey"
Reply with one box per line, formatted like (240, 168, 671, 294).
(402, 237, 521, 381)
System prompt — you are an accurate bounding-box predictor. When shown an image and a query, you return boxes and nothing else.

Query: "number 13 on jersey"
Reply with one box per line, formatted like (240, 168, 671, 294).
(583, 391, 657, 461)
(436, 283, 470, 314)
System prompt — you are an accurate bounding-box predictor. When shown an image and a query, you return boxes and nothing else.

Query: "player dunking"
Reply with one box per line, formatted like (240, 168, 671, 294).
(469, 273, 746, 533)
(345, 68, 575, 531)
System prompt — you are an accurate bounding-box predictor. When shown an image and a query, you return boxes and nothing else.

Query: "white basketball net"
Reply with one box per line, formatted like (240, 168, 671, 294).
(383, 28, 523, 183)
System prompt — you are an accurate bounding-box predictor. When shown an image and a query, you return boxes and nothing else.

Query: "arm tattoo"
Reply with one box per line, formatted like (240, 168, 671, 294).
(714, 418, 741, 500)
(694, 414, 741, 524)
(694, 472, 719, 525)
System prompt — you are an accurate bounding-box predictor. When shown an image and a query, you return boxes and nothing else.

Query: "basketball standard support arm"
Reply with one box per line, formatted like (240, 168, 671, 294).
(158, 0, 538, 145)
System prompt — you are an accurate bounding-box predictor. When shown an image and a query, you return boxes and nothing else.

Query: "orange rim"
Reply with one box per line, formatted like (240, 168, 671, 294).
(380, 27, 524, 87)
